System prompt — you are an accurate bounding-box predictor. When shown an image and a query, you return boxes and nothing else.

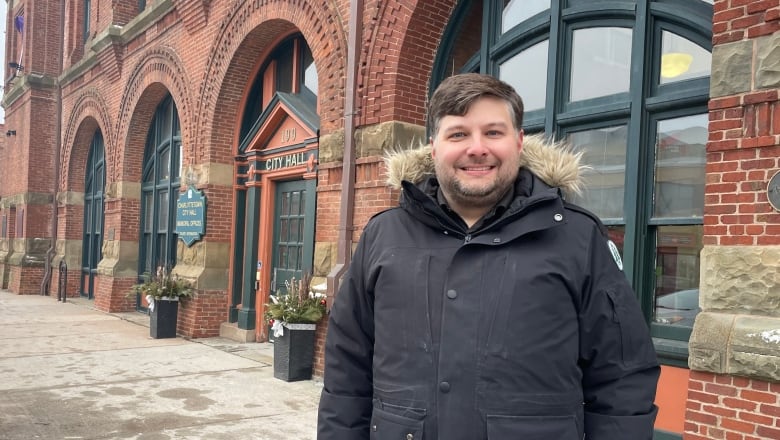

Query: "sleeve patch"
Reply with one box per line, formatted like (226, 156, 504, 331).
(607, 240, 624, 271)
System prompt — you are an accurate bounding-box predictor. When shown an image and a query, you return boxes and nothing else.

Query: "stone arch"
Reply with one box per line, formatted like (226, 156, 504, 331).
(114, 46, 193, 182)
(362, 0, 456, 127)
(195, 0, 347, 164)
(61, 89, 113, 192)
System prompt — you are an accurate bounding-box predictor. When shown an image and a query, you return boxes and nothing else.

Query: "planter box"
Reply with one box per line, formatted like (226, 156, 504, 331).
(150, 298, 179, 339)
(273, 323, 316, 382)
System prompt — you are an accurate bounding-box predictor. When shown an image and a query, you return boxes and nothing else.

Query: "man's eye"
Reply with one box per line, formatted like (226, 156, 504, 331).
(449, 132, 466, 139)
(486, 130, 503, 137)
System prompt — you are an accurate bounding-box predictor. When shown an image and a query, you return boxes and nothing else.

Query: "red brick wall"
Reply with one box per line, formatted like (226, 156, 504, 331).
(705, 0, 780, 247)
(695, 1, 780, 439)
(712, 0, 780, 44)
(686, 372, 780, 440)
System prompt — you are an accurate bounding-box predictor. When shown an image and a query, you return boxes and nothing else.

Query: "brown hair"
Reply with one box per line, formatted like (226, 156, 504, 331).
(427, 73, 524, 137)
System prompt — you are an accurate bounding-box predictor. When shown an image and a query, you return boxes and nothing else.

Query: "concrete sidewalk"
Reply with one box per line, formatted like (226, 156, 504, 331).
(0, 290, 322, 440)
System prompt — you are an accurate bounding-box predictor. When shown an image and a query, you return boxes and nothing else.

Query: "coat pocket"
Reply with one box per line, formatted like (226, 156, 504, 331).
(370, 406, 425, 440)
(487, 414, 579, 440)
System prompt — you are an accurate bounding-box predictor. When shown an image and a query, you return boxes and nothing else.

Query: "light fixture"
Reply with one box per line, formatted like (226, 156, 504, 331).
(660, 53, 693, 79)
(6, 130, 16, 137)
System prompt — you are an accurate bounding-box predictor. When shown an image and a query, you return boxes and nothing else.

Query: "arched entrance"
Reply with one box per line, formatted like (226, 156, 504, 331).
(230, 34, 319, 340)
(80, 131, 106, 299)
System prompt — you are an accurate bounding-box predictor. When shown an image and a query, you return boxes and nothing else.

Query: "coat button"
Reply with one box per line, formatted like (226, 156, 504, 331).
(446, 289, 457, 299)
(406, 434, 414, 440)
(554, 213, 563, 222)
(372, 425, 377, 431)
(439, 381, 451, 393)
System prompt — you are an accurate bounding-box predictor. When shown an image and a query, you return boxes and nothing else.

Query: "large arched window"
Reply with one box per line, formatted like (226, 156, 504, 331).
(81, 131, 105, 299)
(434, 0, 712, 364)
(139, 95, 181, 280)
(239, 34, 317, 143)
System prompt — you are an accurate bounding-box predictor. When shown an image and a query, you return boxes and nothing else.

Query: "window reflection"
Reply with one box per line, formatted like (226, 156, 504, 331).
(660, 31, 711, 84)
(442, 0, 482, 77)
(303, 46, 318, 96)
(502, 0, 550, 33)
(653, 225, 702, 328)
(567, 125, 628, 220)
(570, 27, 632, 102)
(500, 40, 548, 111)
(654, 114, 707, 218)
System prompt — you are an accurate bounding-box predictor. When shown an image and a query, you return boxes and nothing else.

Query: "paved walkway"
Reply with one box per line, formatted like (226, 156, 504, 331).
(0, 290, 322, 440)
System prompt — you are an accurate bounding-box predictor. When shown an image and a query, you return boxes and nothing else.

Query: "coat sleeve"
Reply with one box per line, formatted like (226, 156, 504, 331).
(578, 225, 660, 439)
(317, 227, 375, 440)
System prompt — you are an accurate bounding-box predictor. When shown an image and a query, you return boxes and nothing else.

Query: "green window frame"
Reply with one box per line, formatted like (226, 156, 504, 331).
(433, 0, 713, 366)
(139, 95, 182, 290)
(239, 34, 317, 143)
(81, 131, 105, 299)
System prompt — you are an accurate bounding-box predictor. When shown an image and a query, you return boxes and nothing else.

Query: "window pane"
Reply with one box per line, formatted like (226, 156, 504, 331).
(291, 191, 301, 214)
(502, 0, 550, 33)
(144, 235, 153, 273)
(660, 31, 711, 85)
(653, 114, 707, 219)
(566, 125, 628, 220)
(500, 40, 548, 112)
(303, 45, 318, 96)
(280, 218, 289, 241)
(175, 142, 182, 180)
(159, 147, 171, 181)
(443, 1, 482, 76)
(570, 27, 632, 102)
(144, 193, 154, 231)
(653, 225, 702, 328)
(290, 218, 299, 242)
(161, 103, 172, 142)
(158, 191, 169, 229)
(279, 245, 288, 268)
(277, 41, 294, 93)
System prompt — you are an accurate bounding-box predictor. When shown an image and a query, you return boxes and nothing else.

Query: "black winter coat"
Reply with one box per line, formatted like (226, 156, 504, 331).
(318, 136, 660, 440)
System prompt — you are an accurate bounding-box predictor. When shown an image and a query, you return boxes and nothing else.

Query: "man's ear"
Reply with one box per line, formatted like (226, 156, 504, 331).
(517, 129, 524, 154)
(430, 136, 436, 158)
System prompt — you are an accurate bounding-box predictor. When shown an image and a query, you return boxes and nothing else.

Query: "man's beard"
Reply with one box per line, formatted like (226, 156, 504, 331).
(435, 157, 519, 210)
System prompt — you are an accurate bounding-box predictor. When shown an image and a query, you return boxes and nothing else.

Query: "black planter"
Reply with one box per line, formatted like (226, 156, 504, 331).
(150, 298, 179, 339)
(273, 323, 316, 382)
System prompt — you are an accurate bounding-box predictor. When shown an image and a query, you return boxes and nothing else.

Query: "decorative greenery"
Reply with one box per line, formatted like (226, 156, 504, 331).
(130, 266, 195, 302)
(265, 273, 326, 324)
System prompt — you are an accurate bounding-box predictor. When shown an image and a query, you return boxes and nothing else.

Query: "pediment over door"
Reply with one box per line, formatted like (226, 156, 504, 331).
(239, 92, 319, 154)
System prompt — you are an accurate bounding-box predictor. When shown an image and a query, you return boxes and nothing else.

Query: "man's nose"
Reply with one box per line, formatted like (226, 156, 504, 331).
(466, 134, 489, 156)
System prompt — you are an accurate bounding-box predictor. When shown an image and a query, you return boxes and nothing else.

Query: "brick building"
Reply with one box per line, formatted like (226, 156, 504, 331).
(0, 0, 778, 438)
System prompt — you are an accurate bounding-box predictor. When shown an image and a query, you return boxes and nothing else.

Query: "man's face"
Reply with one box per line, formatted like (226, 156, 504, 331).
(431, 97, 523, 210)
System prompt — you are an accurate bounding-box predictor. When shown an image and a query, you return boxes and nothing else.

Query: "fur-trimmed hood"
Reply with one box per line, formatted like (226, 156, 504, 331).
(384, 134, 587, 197)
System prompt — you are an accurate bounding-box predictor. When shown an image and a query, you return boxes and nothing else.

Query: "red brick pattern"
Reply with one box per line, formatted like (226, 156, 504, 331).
(713, 0, 780, 43)
(705, 2, 780, 247)
(686, 372, 780, 440)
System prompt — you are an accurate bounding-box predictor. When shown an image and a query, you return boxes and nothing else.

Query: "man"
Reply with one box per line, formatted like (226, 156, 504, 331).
(318, 73, 659, 439)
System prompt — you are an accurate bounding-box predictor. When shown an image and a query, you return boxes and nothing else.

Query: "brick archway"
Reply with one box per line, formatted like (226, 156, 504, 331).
(194, 0, 348, 164)
(114, 47, 194, 183)
(61, 89, 114, 193)
(361, 0, 456, 127)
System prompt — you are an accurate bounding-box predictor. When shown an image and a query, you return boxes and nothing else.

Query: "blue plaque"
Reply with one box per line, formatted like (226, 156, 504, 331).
(175, 187, 206, 246)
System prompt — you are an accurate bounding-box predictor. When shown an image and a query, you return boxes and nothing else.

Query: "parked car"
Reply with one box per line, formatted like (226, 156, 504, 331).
(654, 288, 700, 327)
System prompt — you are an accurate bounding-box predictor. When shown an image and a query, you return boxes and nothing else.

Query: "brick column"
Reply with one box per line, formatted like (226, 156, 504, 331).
(686, 1, 780, 438)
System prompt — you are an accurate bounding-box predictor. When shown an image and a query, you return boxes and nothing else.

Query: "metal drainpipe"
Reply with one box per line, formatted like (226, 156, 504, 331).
(41, 0, 66, 295)
(326, 0, 363, 305)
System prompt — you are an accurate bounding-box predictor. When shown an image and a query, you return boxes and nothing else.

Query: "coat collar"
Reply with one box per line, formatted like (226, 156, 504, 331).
(384, 134, 586, 198)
